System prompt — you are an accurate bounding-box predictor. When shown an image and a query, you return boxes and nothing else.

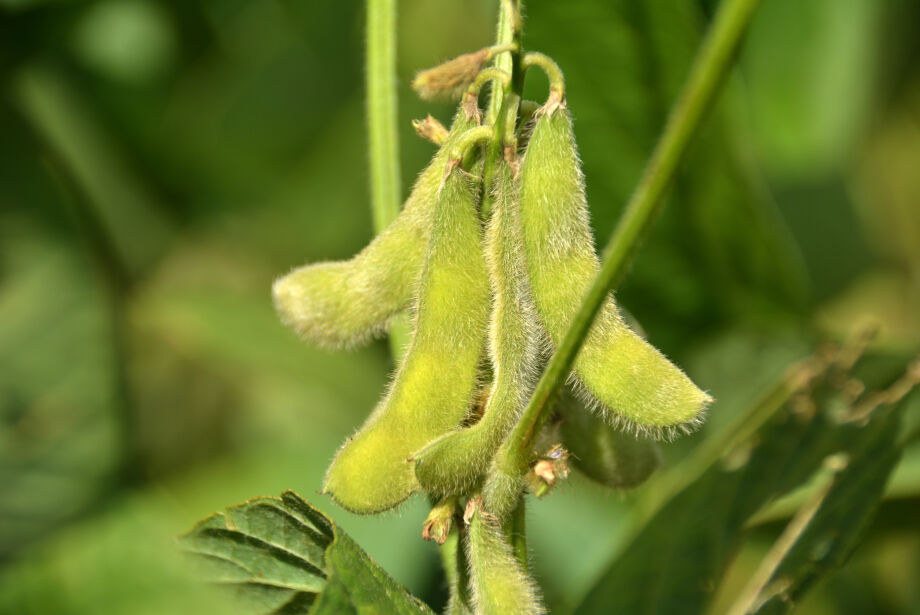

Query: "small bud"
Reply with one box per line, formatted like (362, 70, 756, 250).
(412, 44, 515, 102)
(463, 496, 480, 526)
(422, 498, 457, 545)
(412, 48, 491, 102)
(412, 114, 449, 146)
(527, 445, 569, 498)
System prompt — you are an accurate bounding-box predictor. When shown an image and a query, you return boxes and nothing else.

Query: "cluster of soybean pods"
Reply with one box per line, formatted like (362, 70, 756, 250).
(273, 44, 711, 615)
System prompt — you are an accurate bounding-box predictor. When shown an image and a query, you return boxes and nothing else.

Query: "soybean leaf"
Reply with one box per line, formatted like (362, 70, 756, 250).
(180, 491, 434, 615)
(574, 346, 917, 615)
(742, 410, 904, 615)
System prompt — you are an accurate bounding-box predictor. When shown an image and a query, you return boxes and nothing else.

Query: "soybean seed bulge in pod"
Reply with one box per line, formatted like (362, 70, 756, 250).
(517, 100, 712, 437)
(272, 107, 478, 350)
(322, 159, 490, 513)
(412, 158, 539, 498)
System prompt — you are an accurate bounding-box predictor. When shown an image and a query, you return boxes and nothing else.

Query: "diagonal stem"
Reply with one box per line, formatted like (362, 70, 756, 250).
(487, 0, 765, 511)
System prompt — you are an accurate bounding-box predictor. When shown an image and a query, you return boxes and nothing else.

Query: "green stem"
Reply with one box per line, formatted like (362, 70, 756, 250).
(366, 0, 408, 360)
(449, 126, 495, 163)
(521, 52, 564, 98)
(508, 498, 528, 573)
(366, 0, 401, 232)
(468, 67, 512, 98)
(486, 0, 520, 125)
(487, 0, 764, 511)
(480, 0, 523, 221)
(440, 525, 473, 614)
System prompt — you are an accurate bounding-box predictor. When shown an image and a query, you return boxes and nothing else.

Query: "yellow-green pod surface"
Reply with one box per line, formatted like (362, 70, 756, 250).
(519, 107, 711, 434)
(322, 166, 490, 513)
(467, 505, 545, 615)
(557, 387, 662, 489)
(413, 162, 539, 497)
(273, 110, 478, 349)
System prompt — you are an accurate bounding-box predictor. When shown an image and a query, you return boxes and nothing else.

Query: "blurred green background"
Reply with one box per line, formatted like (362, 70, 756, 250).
(1, 0, 918, 613)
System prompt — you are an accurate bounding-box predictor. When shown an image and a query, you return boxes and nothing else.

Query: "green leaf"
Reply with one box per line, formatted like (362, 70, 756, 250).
(743, 415, 903, 615)
(180, 491, 434, 615)
(573, 345, 917, 615)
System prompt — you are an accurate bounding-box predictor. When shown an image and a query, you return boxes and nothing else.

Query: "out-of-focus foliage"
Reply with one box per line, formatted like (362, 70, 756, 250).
(1, 0, 918, 614)
(575, 345, 916, 614)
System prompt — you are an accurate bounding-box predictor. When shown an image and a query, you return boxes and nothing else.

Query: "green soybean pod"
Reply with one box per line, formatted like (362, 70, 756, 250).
(557, 387, 662, 489)
(467, 502, 545, 615)
(519, 106, 712, 435)
(413, 161, 540, 497)
(272, 109, 478, 349)
(322, 164, 491, 513)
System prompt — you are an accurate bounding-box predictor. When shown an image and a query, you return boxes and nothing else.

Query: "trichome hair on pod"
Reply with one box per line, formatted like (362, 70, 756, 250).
(518, 103, 713, 438)
(274, 34, 717, 614)
(413, 159, 541, 497)
(466, 499, 545, 615)
(557, 386, 662, 489)
(321, 164, 490, 513)
(272, 108, 478, 349)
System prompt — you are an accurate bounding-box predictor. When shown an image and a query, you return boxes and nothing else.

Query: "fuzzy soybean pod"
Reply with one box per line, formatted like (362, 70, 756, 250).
(467, 501, 545, 615)
(413, 161, 540, 497)
(272, 110, 478, 349)
(519, 106, 712, 435)
(322, 164, 491, 513)
(557, 387, 662, 489)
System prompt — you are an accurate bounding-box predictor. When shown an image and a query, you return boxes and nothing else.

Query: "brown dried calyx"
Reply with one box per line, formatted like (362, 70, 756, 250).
(412, 44, 515, 101)
(412, 114, 449, 145)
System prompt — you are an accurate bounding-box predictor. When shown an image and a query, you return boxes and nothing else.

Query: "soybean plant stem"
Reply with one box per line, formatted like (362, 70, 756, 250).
(486, 0, 520, 126)
(366, 0, 400, 233)
(492, 0, 764, 497)
(366, 0, 408, 360)
(480, 0, 523, 221)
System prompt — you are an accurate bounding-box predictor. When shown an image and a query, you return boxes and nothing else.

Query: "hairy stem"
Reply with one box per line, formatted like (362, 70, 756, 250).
(480, 0, 523, 221)
(509, 499, 528, 573)
(487, 0, 765, 512)
(366, 0, 408, 360)
(486, 0, 520, 125)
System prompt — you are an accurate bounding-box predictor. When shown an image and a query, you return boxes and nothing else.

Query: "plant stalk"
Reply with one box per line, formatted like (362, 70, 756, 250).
(486, 0, 520, 126)
(480, 0, 523, 221)
(488, 0, 765, 508)
(366, 0, 409, 360)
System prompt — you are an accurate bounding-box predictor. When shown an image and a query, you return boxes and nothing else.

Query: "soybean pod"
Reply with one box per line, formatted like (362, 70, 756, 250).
(322, 163, 490, 513)
(557, 386, 662, 489)
(467, 500, 545, 615)
(273, 110, 478, 349)
(518, 106, 712, 435)
(413, 160, 540, 497)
